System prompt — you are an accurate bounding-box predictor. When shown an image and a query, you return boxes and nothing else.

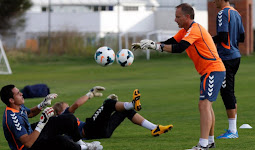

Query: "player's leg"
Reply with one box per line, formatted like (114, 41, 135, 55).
(109, 89, 172, 137)
(114, 89, 141, 111)
(208, 107, 216, 148)
(31, 135, 81, 150)
(198, 99, 212, 147)
(191, 71, 225, 149)
(131, 113, 173, 137)
(218, 58, 240, 139)
(41, 113, 82, 142)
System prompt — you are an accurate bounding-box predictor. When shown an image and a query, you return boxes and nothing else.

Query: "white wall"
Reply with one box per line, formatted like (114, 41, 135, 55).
(24, 11, 154, 33)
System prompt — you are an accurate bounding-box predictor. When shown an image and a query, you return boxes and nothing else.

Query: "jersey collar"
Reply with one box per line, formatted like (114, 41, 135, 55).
(6, 106, 20, 113)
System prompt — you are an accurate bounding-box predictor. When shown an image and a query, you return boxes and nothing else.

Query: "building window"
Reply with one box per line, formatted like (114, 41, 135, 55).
(109, 6, 113, 11)
(41, 6, 47, 12)
(123, 6, 138, 11)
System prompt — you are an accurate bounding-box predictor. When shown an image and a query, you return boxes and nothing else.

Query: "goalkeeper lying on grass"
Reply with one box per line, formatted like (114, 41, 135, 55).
(1, 84, 98, 150)
(52, 86, 173, 141)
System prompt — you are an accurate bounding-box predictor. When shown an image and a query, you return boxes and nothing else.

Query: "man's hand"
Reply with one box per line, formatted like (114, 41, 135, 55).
(140, 39, 162, 52)
(86, 86, 105, 99)
(107, 94, 118, 101)
(37, 94, 58, 110)
(35, 107, 54, 132)
(131, 43, 141, 51)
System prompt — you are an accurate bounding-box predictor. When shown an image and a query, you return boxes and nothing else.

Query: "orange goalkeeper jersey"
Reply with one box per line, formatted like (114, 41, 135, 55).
(173, 22, 225, 75)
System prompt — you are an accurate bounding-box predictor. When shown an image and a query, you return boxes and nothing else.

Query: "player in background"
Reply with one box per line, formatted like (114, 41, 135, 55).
(132, 3, 225, 150)
(212, 0, 245, 139)
(0, 84, 101, 150)
(52, 86, 173, 141)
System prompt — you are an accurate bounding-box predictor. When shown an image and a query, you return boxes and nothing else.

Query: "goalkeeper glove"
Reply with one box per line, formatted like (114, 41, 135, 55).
(131, 43, 141, 51)
(140, 39, 163, 52)
(86, 86, 105, 99)
(35, 107, 54, 133)
(107, 94, 118, 101)
(37, 93, 58, 110)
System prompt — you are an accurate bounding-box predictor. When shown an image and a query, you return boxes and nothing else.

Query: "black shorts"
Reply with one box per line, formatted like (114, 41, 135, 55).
(30, 113, 81, 150)
(220, 57, 240, 109)
(83, 99, 137, 139)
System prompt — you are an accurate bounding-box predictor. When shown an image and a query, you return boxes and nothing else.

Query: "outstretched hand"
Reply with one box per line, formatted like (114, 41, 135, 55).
(107, 94, 118, 101)
(35, 107, 54, 132)
(37, 93, 58, 110)
(86, 86, 105, 99)
(131, 43, 141, 51)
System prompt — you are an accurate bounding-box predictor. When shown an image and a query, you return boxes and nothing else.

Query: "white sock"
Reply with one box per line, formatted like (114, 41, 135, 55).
(124, 102, 134, 110)
(199, 138, 208, 148)
(80, 145, 88, 150)
(228, 118, 237, 133)
(208, 136, 214, 144)
(76, 139, 86, 145)
(141, 119, 157, 130)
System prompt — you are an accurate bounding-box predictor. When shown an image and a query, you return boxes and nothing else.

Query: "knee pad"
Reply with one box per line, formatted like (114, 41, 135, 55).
(126, 110, 137, 120)
(221, 96, 236, 109)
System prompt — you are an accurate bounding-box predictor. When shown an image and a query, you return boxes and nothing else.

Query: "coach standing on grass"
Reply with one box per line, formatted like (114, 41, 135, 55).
(132, 3, 226, 150)
(0, 84, 85, 150)
(212, 0, 245, 139)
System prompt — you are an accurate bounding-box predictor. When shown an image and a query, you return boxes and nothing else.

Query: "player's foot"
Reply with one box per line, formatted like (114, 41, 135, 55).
(189, 143, 209, 150)
(208, 143, 215, 148)
(86, 141, 103, 150)
(151, 124, 173, 137)
(132, 89, 141, 111)
(216, 130, 238, 139)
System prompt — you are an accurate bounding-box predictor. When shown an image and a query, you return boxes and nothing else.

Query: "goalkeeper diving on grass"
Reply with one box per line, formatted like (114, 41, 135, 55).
(52, 86, 173, 140)
(131, 3, 226, 150)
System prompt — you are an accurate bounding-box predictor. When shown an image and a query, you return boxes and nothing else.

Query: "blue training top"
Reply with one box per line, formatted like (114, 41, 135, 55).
(216, 6, 245, 60)
(2, 105, 33, 150)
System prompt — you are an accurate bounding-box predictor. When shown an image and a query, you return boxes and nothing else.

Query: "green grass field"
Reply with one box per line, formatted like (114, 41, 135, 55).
(0, 53, 255, 150)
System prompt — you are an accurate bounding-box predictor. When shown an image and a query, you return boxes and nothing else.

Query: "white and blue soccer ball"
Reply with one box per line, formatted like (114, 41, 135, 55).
(116, 49, 134, 67)
(94, 46, 115, 66)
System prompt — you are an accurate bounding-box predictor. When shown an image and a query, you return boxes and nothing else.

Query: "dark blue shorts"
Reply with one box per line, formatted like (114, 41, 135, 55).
(200, 71, 226, 102)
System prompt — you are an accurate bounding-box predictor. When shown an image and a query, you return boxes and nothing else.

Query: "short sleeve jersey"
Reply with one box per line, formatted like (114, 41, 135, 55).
(174, 22, 225, 75)
(216, 6, 244, 60)
(2, 105, 33, 150)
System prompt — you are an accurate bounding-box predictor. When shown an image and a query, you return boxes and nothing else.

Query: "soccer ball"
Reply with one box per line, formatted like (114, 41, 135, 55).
(116, 49, 134, 67)
(94, 46, 115, 66)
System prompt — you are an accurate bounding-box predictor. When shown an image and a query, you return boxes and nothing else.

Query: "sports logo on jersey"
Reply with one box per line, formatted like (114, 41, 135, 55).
(218, 10, 223, 27)
(185, 26, 193, 37)
(10, 113, 22, 131)
(92, 106, 104, 121)
(208, 75, 214, 97)
(222, 77, 226, 88)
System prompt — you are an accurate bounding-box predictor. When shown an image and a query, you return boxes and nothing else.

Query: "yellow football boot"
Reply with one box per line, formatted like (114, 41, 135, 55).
(151, 124, 173, 137)
(132, 89, 141, 111)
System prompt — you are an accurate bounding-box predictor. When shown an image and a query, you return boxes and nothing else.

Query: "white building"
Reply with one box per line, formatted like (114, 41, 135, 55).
(9, 0, 208, 48)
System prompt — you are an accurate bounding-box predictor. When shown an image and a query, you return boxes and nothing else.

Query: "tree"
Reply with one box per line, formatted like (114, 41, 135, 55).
(0, 0, 32, 33)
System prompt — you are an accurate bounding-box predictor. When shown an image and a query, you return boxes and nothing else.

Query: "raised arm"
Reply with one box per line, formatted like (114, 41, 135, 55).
(28, 94, 58, 118)
(68, 86, 105, 113)
(20, 107, 54, 148)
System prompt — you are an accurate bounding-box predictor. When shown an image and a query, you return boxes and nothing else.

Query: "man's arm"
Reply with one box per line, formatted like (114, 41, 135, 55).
(68, 86, 105, 113)
(160, 37, 178, 44)
(68, 95, 90, 114)
(28, 106, 41, 118)
(28, 94, 58, 118)
(140, 39, 190, 53)
(213, 32, 228, 44)
(20, 107, 54, 148)
(19, 131, 40, 148)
